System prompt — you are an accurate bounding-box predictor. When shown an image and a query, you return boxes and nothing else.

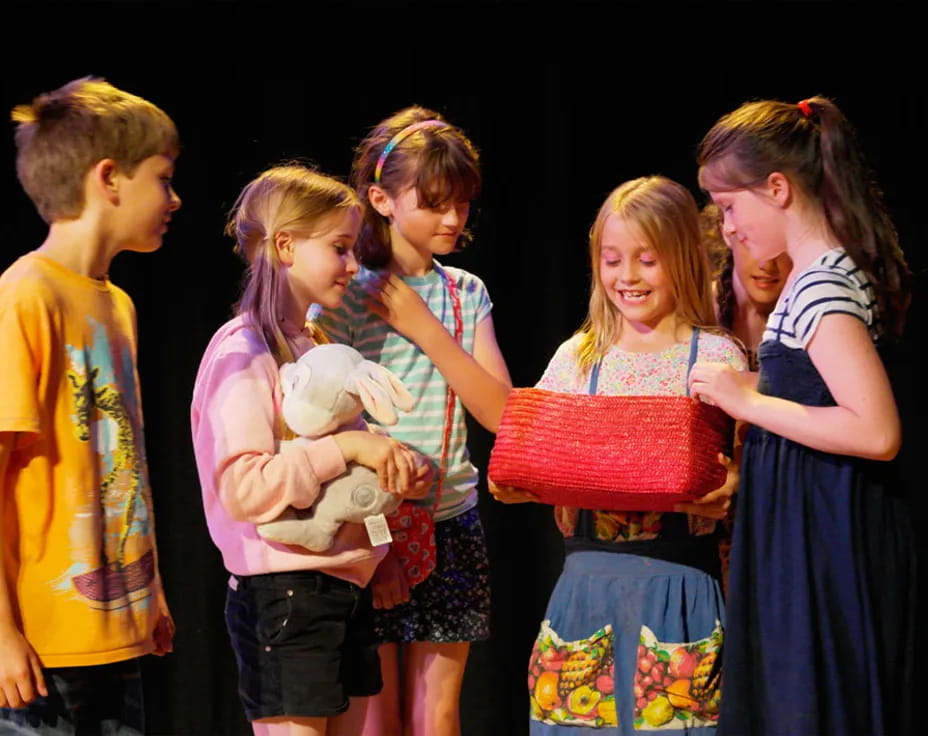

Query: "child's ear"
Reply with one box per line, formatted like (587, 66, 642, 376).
(275, 231, 294, 265)
(91, 159, 120, 205)
(367, 185, 393, 217)
(766, 172, 792, 208)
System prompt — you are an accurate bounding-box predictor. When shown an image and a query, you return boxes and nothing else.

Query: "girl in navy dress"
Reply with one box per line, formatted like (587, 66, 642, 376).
(690, 97, 914, 736)
(701, 204, 791, 593)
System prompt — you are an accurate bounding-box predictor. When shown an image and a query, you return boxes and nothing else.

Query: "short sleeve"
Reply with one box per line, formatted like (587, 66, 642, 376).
(695, 332, 749, 373)
(536, 335, 585, 393)
(0, 282, 48, 435)
(459, 271, 493, 325)
(790, 268, 873, 348)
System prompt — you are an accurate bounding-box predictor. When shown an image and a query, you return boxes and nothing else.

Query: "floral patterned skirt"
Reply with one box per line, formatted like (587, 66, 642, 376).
(529, 550, 724, 735)
(374, 506, 491, 643)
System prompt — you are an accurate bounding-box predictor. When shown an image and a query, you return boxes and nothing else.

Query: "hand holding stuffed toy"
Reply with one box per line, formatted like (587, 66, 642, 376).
(257, 343, 415, 551)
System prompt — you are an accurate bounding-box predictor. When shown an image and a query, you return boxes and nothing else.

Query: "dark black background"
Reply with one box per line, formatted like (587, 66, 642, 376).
(2, 2, 925, 734)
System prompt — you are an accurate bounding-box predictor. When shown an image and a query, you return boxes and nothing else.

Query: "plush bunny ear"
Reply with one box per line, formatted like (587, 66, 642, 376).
(279, 361, 298, 394)
(348, 362, 415, 425)
(280, 360, 311, 396)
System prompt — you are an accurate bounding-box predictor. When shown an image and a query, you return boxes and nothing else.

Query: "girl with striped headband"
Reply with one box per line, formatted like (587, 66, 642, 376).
(313, 106, 511, 736)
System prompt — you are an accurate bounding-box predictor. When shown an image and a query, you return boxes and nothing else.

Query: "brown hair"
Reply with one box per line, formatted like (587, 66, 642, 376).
(226, 165, 360, 365)
(576, 176, 717, 371)
(11, 76, 179, 223)
(350, 105, 481, 268)
(700, 203, 736, 330)
(697, 96, 909, 338)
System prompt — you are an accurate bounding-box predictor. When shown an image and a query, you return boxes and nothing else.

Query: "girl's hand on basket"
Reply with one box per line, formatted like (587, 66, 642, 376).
(488, 479, 539, 504)
(371, 547, 411, 610)
(688, 362, 756, 419)
(674, 452, 737, 519)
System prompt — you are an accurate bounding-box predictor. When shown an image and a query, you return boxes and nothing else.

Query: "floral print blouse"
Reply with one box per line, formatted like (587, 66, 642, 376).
(537, 330, 747, 543)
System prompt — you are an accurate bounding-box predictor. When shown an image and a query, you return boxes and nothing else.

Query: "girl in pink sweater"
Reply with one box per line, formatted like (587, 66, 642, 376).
(191, 165, 429, 736)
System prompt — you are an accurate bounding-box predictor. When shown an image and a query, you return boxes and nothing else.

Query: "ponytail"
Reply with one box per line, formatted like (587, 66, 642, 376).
(811, 98, 909, 338)
(697, 96, 910, 338)
(227, 165, 359, 365)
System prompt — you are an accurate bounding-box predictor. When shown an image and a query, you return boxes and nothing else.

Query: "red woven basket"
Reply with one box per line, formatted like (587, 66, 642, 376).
(488, 388, 733, 512)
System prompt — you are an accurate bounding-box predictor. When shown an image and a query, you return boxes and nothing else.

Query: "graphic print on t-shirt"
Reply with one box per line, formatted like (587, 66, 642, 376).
(58, 318, 156, 610)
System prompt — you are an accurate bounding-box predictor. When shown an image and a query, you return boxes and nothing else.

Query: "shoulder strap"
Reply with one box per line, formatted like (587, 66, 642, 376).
(685, 328, 699, 397)
(581, 352, 604, 531)
(588, 361, 601, 395)
(431, 267, 463, 513)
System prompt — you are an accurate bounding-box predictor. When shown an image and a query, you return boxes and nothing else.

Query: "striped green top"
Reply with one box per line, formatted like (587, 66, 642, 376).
(312, 261, 493, 521)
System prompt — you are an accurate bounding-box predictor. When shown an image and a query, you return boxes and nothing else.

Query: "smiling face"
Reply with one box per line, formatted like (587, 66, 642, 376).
(599, 214, 675, 332)
(284, 207, 361, 310)
(726, 227, 792, 312)
(114, 153, 181, 253)
(382, 185, 471, 258)
(708, 181, 788, 265)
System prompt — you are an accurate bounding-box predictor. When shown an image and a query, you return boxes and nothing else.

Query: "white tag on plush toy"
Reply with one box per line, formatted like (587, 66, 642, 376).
(364, 513, 392, 546)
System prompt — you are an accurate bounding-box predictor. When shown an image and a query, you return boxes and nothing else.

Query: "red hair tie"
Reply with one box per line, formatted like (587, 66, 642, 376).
(797, 99, 815, 118)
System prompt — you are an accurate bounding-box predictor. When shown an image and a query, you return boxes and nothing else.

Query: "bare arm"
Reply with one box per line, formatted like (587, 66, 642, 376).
(689, 314, 900, 460)
(0, 432, 47, 707)
(418, 314, 512, 432)
(367, 274, 512, 432)
(332, 430, 432, 498)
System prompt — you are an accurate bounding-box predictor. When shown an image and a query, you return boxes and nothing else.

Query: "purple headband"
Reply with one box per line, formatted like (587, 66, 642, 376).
(373, 119, 446, 184)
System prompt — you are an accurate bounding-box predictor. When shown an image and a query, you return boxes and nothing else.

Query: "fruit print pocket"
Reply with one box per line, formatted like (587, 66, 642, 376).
(634, 622, 722, 730)
(528, 550, 725, 734)
(529, 621, 618, 727)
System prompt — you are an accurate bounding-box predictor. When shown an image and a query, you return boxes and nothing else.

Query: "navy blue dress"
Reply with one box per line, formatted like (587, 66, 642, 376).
(718, 250, 915, 736)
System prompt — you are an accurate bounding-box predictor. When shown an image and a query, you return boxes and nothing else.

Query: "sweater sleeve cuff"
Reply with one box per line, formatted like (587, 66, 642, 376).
(302, 435, 348, 483)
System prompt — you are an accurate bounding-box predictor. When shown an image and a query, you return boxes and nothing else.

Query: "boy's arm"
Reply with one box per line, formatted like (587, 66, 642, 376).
(0, 432, 47, 708)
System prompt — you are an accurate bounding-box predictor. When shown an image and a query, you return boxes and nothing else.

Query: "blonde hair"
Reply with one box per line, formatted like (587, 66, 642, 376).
(576, 176, 717, 371)
(11, 76, 179, 223)
(226, 165, 359, 365)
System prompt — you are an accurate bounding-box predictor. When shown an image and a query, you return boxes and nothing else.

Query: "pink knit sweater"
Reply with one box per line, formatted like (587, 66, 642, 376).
(191, 315, 386, 586)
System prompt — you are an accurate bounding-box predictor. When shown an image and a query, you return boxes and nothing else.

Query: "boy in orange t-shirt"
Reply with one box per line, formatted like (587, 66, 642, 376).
(0, 77, 180, 733)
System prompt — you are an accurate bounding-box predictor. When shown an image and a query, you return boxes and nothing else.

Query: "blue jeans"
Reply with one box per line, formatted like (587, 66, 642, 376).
(0, 659, 143, 735)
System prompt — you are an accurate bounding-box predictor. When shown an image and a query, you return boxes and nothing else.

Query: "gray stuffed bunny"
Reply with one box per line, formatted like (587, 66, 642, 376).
(257, 343, 415, 551)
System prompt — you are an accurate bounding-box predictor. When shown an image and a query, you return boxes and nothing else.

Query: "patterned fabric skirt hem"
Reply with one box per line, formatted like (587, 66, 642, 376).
(374, 506, 491, 644)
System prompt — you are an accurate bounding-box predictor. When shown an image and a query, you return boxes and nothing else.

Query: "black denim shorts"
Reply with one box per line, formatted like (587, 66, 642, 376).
(225, 570, 381, 721)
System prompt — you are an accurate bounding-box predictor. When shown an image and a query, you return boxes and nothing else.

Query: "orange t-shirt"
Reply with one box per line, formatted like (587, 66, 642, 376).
(0, 253, 164, 667)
